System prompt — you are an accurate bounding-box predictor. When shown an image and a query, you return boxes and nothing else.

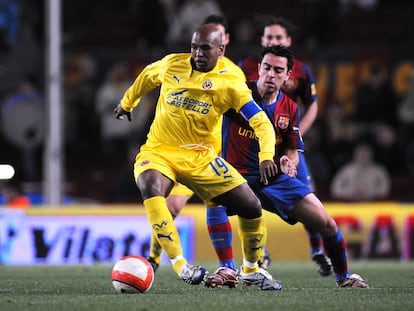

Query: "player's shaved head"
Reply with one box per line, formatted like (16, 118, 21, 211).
(193, 23, 223, 46)
(191, 24, 224, 72)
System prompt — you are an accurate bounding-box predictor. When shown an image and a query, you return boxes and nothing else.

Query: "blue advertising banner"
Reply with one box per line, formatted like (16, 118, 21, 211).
(0, 209, 194, 265)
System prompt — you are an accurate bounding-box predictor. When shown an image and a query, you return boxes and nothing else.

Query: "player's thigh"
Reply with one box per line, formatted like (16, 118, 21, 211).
(256, 175, 310, 223)
(134, 151, 176, 186)
(290, 193, 336, 234)
(180, 154, 246, 203)
(212, 182, 261, 218)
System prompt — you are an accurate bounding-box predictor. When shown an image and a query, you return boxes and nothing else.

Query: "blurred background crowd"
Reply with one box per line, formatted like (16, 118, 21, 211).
(1, 0, 414, 205)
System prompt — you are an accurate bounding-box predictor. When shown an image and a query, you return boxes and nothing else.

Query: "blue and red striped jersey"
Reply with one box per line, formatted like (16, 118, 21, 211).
(222, 81, 303, 176)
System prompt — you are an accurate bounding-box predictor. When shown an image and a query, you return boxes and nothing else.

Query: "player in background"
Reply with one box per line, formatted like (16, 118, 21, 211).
(205, 45, 368, 289)
(238, 15, 331, 276)
(146, 15, 248, 273)
(115, 24, 283, 290)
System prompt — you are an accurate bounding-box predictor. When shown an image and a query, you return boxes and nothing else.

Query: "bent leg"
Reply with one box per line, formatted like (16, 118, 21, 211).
(138, 170, 186, 274)
(290, 193, 337, 236)
(148, 193, 192, 269)
(291, 194, 349, 281)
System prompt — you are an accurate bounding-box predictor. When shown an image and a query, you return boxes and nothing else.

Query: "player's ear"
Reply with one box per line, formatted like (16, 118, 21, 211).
(224, 33, 230, 46)
(286, 36, 292, 47)
(218, 44, 224, 55)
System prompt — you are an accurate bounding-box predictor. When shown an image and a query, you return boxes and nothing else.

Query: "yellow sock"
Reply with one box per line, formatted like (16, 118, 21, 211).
(144, 196, 184, 273)
(149, 232, 163, 264)
(242, 262, 259, 274)
(238, 216, 264, 273)
(172, 257, 187, 274)
(259, 225, 268, 265)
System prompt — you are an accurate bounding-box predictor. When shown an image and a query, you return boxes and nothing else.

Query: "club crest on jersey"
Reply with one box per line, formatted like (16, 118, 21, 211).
(277, 116, 290, 129)
(202, 80, 212, 90)
(140, 160, 151, 166)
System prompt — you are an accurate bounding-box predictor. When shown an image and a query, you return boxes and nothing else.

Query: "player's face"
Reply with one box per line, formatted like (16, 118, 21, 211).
(191, 32, 224, 72)
(257, 53, 290, 94)
(261, 25, 292, 48)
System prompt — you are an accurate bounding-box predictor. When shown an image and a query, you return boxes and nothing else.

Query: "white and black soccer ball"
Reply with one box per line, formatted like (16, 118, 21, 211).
(112, 255, 154, 293)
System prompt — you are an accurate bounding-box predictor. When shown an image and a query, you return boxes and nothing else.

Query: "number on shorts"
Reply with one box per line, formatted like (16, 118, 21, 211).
(210, 157, 231, 178)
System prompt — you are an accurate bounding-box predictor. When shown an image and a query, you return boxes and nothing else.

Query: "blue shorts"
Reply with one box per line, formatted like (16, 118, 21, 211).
(296, 152, 312, 190)
(245, 174, 313, 225)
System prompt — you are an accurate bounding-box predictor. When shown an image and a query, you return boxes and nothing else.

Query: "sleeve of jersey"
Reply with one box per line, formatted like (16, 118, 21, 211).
(303, 63, 318, 105)
(240, 100, 276, 163)
(289, 108, 305, 152)
(120, 59, 163, 112)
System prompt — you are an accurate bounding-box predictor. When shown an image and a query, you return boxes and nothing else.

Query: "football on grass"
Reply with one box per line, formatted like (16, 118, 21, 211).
(112, 255, 154, 293)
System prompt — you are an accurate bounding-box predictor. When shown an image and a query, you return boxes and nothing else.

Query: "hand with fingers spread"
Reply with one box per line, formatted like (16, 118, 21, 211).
(259, 160, 278, 185)
(280, 155, 297, 177)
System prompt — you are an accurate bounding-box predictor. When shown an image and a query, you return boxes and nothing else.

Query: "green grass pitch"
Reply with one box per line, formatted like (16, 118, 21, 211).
(1, 260, 413, 311)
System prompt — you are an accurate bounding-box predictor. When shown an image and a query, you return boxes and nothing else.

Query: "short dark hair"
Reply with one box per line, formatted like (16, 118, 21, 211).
(202, 15, 229, 34)
(258, 15, 298, 39)
(261, 45, 294, 71)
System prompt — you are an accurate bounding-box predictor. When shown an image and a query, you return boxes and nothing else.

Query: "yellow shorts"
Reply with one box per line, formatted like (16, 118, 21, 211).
(134, 144, 246, 203)
(169, 182, 194, 197)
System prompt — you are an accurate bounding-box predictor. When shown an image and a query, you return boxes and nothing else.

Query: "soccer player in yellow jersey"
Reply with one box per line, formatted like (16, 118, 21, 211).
(114, 24, 282, 289)
(165, 15, 245, 217)
(146, 15, 247, 272)
(165, 16, 245, 215)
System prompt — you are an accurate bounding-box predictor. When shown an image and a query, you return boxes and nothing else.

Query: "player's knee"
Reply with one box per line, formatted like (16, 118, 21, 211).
(326, 217, 338, 235)
(137, 171, 171, 198)
(138, 183, 162, 199)
(238, 196, 262, 219)
(319, 216, 337, 236)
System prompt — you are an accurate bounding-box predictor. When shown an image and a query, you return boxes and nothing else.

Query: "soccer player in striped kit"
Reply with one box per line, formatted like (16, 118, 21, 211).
(204, 45, 368, 289)
(238, 15, 331, 275)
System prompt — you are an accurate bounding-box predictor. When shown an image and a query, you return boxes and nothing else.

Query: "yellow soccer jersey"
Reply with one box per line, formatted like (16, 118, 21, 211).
(221, 56, 246, 81)
(121, 53, 274, 161)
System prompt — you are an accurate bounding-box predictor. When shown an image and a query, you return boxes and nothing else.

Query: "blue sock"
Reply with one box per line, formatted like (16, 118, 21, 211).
(322, 228, 350, 281)
(305, 226, 323, 255)
(206, 206, 236, 271)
